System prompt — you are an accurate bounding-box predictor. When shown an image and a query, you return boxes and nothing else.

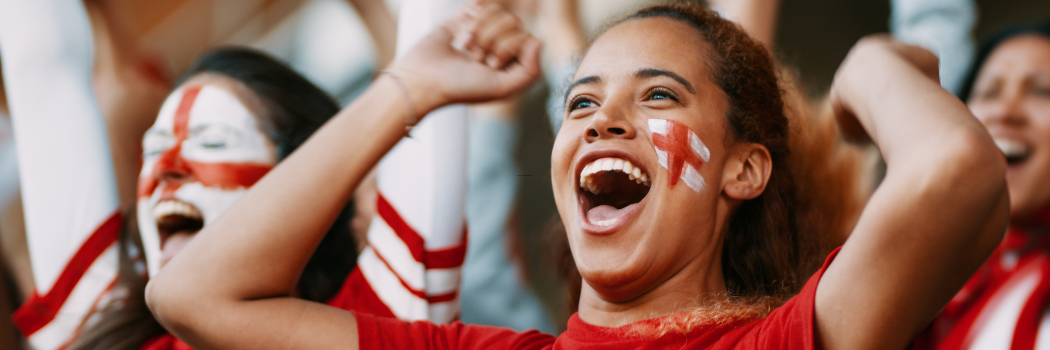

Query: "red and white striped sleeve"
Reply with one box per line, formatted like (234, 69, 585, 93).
(325, 0, 469, 323)
(0, 0, 122, 348)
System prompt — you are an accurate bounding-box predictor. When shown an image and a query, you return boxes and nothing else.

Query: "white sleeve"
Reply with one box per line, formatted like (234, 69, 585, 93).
(1, 0, 121, 346)
(0, 0, 120, 296)
(891, 0, 977, 95)
(354, 0, 469, 324)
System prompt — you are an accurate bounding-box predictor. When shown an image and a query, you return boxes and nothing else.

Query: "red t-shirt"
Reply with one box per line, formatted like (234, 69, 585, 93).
(354, 248, 840, 350)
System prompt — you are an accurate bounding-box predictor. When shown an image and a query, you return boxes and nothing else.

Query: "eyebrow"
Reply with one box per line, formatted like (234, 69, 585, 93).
(636, 68, 696, 94)
(563, 76, 602, 105)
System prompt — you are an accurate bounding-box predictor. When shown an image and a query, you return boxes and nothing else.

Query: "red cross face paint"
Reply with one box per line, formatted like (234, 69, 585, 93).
(136, 84, 276, 276)
(648, 119, 711, 193)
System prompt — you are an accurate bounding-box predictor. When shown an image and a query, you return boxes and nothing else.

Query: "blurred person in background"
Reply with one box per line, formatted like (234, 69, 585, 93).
(146, 2, 1009, 349)
(913, 22, 1050, 350)
(0, 1, 469, 349)
(0, 59, 21, 350)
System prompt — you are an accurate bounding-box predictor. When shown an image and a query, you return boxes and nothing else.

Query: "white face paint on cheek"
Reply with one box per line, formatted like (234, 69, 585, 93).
(648, 119, 711, 193)
(137, 198, 163, 277)
(136, 84, 274, 276)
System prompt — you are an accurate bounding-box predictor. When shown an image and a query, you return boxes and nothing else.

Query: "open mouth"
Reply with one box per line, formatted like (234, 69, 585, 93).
(153, 199, 204, 245)
(995, 138, 1031, 166)
(578, 156, 652, 231)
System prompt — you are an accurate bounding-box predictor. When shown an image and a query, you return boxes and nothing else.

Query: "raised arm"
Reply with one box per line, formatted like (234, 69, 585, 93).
(145, 2, 541, 348)
(0, 0, 123, 347)
(707, 0, 781, 48)
(814, 37, 1009, 349)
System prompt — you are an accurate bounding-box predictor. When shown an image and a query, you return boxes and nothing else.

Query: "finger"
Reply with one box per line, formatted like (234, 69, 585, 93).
(447, 12, 479, 51)
(496, 37, 543, 93)
(486, 31, 531, 68)
(472, 8, 522, 52)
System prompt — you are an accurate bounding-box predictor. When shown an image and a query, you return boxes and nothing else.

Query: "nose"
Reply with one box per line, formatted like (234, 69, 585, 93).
(585, 105, 637, 142)
(152, 146, 193, 183)
(978, 92, 1028, 128)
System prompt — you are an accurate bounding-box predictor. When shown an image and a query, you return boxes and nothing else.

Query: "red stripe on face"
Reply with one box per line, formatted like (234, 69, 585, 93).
(138, 86, 204, 199)
(652, 120, 705, 187)
(184, 160, 272, 190)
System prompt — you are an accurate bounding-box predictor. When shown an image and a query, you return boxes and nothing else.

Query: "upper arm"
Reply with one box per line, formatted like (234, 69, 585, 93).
(0, 0, 119, 293)
(815, 131, 1009, 349)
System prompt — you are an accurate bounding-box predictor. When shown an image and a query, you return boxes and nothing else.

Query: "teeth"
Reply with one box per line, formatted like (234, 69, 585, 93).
(593, 219, 617, 227)
(994, 138, 1030, 159)
(579, 157, 651, 194)
(153, 199, 203, 221)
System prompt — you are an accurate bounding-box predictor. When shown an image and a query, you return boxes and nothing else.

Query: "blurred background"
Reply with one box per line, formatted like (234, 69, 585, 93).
(0, 0, 1048, 347)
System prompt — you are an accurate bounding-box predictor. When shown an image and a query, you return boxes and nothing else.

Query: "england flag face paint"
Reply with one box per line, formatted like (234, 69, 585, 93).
(137, 84, 275, 276)
(648, 119, 710, 193)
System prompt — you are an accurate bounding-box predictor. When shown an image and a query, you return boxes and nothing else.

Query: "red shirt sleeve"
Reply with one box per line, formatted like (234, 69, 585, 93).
(729, 247, 842, 349)
(354, 312, 555, 350)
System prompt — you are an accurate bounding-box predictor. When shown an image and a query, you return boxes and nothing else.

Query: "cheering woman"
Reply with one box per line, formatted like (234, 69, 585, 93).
(148, 2, 1008, 349)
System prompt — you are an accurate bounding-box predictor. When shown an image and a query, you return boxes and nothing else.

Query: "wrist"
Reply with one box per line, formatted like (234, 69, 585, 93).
(379, 69, 445, 122)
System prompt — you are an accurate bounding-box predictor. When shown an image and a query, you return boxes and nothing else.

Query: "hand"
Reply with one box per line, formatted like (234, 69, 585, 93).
(387, 1, 542, 115)
(830, 35, 940, 143)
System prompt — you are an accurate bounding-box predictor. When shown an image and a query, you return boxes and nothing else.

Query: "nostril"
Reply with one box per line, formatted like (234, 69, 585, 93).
(608, 127, 626, 135)
(587, 128, 599, 137)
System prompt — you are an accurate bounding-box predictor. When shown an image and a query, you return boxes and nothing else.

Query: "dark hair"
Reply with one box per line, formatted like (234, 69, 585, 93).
(958, 21, 1050, 101)
(70, 47, 356, 349)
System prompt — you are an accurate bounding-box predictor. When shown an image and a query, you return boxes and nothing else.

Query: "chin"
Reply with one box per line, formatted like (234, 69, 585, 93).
(137, 183, 249, 276)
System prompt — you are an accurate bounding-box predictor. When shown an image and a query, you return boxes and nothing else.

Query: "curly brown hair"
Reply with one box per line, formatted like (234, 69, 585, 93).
(552, 3, 871, 328)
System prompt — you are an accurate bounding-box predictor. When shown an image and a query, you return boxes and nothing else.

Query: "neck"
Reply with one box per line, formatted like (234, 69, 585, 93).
(1012, 206, 1050, 233)
(576, 249, 727, 327)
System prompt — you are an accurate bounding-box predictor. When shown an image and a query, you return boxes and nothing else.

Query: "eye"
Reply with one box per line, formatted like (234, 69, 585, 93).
(188, 125, 241, 151)
(568, 96, 598, 111)
(142, 132, 175, 158)
(200, 139, 227, 150)
(1032, 86, 1050, 98)
(646, 87, 679, 102)
(974, 87, 999, 101)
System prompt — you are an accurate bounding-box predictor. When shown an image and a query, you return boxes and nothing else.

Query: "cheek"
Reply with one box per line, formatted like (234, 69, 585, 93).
(550, 133, 576, 185)
(185, 161, 272, 190)
(174, 184, 249, 223)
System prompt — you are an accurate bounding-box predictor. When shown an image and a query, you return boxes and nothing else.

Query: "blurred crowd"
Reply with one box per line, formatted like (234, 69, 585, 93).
(0, 0, 1048, 349)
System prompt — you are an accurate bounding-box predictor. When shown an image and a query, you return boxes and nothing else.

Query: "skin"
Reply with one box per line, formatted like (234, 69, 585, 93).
(138, 73, 278, 272)
(968, 35, 1050, 227)
(146, 3, 1008, 350)
(553, 18, 767, 324)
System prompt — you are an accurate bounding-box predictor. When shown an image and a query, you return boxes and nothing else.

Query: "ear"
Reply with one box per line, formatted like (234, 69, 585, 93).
(723, 143, 772, 200)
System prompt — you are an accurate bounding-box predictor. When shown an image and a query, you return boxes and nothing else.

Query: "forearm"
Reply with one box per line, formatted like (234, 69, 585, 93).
(835, 39, 992, 171)
(147, 76, 408, 342)
(348, 0, 398, 69)
(816, 38, 1008, 349)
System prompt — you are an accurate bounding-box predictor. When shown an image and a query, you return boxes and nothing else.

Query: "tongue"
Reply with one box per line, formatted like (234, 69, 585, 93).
(159, 231, 195, 267)
(586, 203, 638, 223)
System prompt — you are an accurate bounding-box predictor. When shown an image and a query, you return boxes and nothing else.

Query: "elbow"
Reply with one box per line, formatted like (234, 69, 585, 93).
(945, 129, 1008, 201)
(931, 128, 1010, 246)
(144, 275, 178, 329)
(145, 272, 201, 335)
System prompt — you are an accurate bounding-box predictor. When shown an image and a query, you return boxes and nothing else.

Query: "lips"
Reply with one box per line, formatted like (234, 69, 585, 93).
(994, 138, 1032, 165)
(575, 151, 653, 234)
(153, 198, 204, 245)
